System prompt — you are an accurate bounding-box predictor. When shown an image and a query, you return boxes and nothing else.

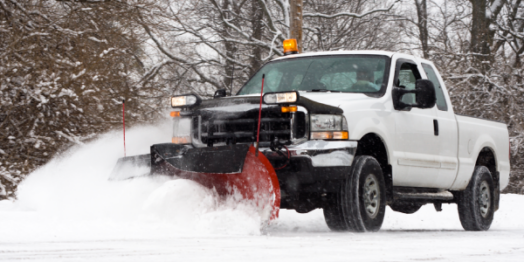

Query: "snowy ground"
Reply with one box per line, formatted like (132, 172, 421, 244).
(1, 123, 523, 261)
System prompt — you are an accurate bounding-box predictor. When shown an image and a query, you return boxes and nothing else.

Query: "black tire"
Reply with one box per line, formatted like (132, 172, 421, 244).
(457, 166, 495, 231)
(322, 156, 386, 232)
(389, 202, 423, 214)
(343, 156, 386, 232)
(323, 193, 349, 231)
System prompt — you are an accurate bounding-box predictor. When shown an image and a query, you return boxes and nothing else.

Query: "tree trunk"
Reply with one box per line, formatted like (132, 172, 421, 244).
(289, 0, 303, 52)
(469, 0, 504, 71)
(414, 0, 429, 59)
(469, 0, 491, 55)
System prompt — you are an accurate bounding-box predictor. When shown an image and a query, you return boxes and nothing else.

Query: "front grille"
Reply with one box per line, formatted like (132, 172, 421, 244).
(192, 110, 306, 147)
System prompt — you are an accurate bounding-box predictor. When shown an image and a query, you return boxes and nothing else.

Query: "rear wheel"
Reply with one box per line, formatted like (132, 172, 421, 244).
(323, 155, 386, 232)
(457, 166, 495, 231)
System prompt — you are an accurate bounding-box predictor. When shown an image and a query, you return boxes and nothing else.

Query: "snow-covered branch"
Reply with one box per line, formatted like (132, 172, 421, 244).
(303, 0, 400, 19)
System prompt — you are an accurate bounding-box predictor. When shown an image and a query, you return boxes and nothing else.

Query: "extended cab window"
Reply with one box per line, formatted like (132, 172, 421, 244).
(238, 55, 390, 95)
(395, 61, 421, 104)
(422, 63, 448, 111)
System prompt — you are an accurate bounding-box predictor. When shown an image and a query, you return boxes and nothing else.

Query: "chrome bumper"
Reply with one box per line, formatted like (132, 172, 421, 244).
(263, 140, 357, 167)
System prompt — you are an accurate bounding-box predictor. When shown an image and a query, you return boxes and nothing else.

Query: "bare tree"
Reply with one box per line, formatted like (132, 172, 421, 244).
(0, 0, 148, 198)
(133, 0, 402, 99)
(302, 0, 401, 52)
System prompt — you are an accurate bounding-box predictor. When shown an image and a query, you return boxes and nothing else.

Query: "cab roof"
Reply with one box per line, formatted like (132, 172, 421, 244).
(270, 50, 435, 67)
(271, 50, 397, 62)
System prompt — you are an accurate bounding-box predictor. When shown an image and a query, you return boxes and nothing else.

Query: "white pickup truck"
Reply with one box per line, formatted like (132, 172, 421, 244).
(171, 50, 510, 232)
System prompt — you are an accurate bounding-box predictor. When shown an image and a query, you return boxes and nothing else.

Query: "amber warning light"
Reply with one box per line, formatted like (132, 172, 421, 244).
(283, 39, 298, 55)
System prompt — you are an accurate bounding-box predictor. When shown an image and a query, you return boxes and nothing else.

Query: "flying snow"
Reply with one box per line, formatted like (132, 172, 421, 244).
(4, 121, 263, 240)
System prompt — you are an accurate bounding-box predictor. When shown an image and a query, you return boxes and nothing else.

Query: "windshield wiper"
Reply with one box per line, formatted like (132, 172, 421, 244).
(307, 89, 341, 93)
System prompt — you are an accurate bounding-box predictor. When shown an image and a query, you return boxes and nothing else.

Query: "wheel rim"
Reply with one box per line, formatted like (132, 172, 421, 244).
(363, 174, 380, 219)
(478, 180, 491, 218)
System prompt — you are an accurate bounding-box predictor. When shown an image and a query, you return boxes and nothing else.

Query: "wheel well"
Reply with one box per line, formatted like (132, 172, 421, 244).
(355, 133, 392, 200)
(476, 147, 498, 186)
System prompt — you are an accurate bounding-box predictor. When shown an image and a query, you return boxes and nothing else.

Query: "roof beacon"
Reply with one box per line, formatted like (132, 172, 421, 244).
(283, 39, 299, 55)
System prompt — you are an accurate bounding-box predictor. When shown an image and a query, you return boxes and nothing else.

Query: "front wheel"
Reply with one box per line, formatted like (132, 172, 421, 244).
(343, 156, 386, 232)
(457, 166, 495, 231)
(323, 156, 386, 232)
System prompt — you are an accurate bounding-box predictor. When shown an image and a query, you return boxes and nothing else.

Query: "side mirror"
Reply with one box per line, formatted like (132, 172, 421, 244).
(392, 79, 436, 110)
(214, 89, 227, 99)
(415, 79, 436, 108)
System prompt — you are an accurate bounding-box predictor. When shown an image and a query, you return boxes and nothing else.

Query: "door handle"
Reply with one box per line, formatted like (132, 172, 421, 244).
(433, 119, 439, 136)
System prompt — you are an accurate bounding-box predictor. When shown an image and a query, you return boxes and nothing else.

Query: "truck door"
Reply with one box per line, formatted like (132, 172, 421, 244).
(392, 58, 440, 187)
(421, 63, 459, 188)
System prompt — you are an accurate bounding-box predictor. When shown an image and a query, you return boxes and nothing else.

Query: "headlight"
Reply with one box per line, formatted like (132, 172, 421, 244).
(311, 115, 347, 131)
(263, 91, 299, 104)
(171, 94, 201, 108)
(310, 115, 349, 140)
(172, 117, 192, 144)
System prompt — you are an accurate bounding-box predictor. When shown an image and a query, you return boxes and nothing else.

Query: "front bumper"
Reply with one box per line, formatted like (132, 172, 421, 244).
(262, 140, 357, 167)
(287, 140, 357, 167)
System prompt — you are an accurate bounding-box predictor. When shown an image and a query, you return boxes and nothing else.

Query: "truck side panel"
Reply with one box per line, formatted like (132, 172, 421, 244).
(451, 115, 510, 190)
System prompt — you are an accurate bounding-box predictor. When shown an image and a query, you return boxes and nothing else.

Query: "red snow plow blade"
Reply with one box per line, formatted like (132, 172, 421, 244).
(111, 144, 280, 220)
(177, 146, 280, 220)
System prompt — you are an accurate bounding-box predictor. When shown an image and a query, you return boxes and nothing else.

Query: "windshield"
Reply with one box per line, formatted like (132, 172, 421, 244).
(238, 55, 390, 95)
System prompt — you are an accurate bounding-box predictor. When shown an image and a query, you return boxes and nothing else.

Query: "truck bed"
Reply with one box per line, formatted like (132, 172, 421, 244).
(452, 114, 510, 190)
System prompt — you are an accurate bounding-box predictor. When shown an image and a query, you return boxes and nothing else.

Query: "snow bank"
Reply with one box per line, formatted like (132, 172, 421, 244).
(1, 121, 262, 241)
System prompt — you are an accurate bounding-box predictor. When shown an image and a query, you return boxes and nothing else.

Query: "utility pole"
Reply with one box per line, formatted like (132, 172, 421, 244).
(289, 0, 303, 53)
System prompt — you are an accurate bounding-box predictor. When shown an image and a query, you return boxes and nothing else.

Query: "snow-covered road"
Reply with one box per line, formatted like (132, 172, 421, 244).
(1, 124, 523, 261)
(2, 197, 524, 262)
